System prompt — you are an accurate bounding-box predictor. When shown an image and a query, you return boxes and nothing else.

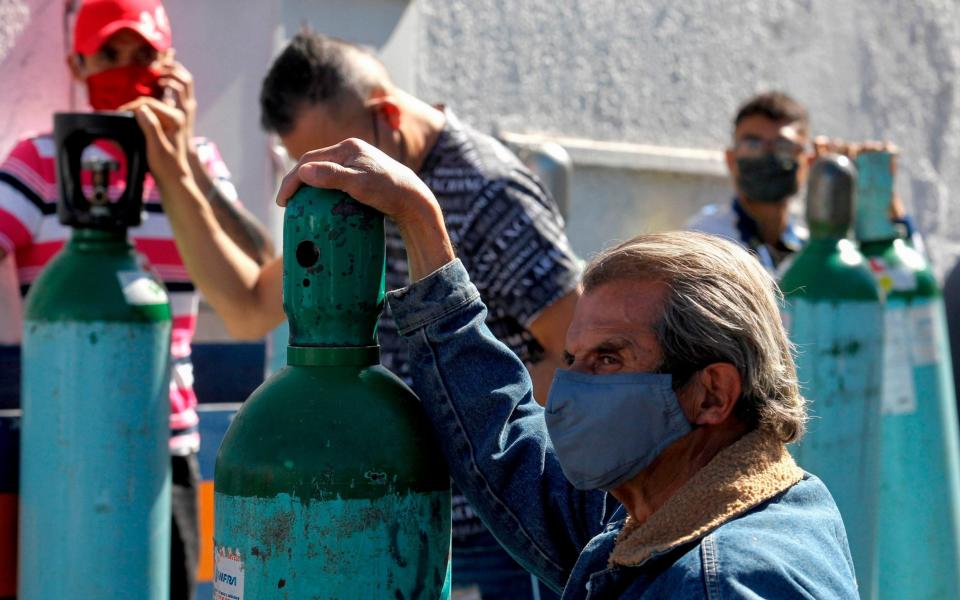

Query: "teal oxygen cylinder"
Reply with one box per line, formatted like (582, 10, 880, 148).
(780, 154, 883, 600)
(214, 186, 452, 598)
(18, 113, 172, 598)
(855, 151, 960, 599)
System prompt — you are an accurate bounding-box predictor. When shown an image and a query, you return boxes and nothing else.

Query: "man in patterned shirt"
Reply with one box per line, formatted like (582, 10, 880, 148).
(0, 1, 274, 597)
(129, 32, 580, 600)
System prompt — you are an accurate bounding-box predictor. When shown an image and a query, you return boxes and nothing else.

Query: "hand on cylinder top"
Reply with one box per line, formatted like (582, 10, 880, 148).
(277, 138, 455, 281)
(816, 137, 904, 219)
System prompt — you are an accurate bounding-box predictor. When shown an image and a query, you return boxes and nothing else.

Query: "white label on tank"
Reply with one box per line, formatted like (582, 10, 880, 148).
(909, 303, 940, 366)
(116, 271, 168, 306)
(882, 308, 916, 415)
(213, 545, 244, 600)
(887, 266, 918, 292)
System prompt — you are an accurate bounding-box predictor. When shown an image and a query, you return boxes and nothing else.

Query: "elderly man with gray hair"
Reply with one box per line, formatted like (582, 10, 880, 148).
(133, 88, 857, 595)
(266, 139, 860, 599)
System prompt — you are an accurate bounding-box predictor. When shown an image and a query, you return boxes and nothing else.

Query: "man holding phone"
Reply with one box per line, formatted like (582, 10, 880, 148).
(0, 1, 273, 596)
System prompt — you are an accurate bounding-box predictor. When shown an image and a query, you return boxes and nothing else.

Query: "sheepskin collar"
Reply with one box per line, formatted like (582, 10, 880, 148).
(609, 428, 803, 567)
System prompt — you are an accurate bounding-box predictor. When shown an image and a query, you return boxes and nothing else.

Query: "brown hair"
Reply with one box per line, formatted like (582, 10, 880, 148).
(582, 232, 806, 443)
(734, 91, 809, 136)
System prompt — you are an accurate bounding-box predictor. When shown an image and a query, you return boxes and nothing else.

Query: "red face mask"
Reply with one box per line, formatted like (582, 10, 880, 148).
(86, 64, 164, 111)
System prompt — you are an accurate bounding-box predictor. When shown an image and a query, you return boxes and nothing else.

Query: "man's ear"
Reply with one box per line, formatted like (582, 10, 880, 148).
(366, 94, 402, 130)
(691, 363, 742, 426)
(67, 53, 84, 82)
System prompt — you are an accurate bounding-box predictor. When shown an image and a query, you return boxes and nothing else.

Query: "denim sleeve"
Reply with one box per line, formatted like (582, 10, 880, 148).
(388, 259, 607, 591)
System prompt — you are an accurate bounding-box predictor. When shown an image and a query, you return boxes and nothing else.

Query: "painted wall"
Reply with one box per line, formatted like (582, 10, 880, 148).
(417, 0, 960, 274)
(4, 1, 960, 272)
(0, 0, 72, 152)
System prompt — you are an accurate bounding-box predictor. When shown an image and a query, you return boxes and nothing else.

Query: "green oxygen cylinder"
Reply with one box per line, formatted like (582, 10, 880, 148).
(780, 154, 883, 600)
(19, 112, 172, 598)
(855, 151, 960, 600)
(213, 186, 451, 598)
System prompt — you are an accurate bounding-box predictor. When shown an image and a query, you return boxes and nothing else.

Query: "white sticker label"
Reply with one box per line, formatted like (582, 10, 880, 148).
(909, 303, 940, 366)
(116, 271, 168, 306)
(867, 257, 918, 295)
(882, 309, 916, 415)
(888, 266, 918, 292)
(213, 545, 244, 600)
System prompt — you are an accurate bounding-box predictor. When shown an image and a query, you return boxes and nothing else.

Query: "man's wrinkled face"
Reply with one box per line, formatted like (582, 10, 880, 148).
(727, 115, 811, 191)
(279, 101, 376, 163)
(563, 279, 667, 376)
(73, 28, 166, 79)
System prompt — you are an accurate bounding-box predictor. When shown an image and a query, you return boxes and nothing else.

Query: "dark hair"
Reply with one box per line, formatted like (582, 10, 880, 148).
(733, 91, 809, 135)
(259, 33, 379, 135)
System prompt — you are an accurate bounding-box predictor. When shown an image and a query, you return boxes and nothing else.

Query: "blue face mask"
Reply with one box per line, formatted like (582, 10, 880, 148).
(544, 370, 693, 491)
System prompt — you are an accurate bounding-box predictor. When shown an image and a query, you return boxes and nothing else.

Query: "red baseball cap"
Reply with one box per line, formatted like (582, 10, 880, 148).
(73, 0, 172, 56)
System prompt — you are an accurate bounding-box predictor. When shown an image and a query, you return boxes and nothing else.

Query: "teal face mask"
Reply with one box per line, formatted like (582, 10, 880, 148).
(544, 370, 693, 490)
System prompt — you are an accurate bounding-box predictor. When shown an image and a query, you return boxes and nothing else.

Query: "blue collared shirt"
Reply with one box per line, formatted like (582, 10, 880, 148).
(686, 198, 807, 272)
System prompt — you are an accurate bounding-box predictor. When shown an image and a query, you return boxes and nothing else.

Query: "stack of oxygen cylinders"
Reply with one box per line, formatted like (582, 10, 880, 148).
(781, 151, 960, 600)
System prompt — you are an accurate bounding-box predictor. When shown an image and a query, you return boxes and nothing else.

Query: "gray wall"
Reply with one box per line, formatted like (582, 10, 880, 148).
(3, 0, 959, 273)
(417, 0, 960, 274)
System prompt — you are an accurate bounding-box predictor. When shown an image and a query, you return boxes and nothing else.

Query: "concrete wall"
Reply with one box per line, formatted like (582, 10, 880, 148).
(417, 0, 960, 274)
(0, 0, 72, 151)
(3, 0, 960, 273)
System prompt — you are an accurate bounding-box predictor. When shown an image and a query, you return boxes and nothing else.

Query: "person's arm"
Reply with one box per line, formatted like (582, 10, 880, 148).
(128, 98, 284, 339)
(388, 263, 603, 592)
(160, 59, 275, 265)
(280, 138, 607, 593)
(0, 250, 22, 344)
(0, 138, 48, 344)
(185, 148, 275, 266)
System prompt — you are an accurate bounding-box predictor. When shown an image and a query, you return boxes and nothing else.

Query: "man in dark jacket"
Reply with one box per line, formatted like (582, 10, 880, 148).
(134, 94, 860, 596)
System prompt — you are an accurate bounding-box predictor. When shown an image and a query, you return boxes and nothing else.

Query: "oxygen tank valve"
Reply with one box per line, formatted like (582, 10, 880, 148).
(82, 157, 120, 216)
(55, 112, 145, 231)
(806, 154, 857, 238)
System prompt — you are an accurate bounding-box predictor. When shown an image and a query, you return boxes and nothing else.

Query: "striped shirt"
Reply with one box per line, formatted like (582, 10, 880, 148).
(381, 109, 581, 382)
(0, 132, 238, 455)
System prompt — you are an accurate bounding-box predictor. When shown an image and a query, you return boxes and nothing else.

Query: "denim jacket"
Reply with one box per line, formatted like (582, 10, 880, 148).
(388, 260, 859, 599)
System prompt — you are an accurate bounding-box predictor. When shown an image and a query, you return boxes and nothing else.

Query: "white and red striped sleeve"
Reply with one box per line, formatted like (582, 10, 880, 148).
(0, 136, 54, 254)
